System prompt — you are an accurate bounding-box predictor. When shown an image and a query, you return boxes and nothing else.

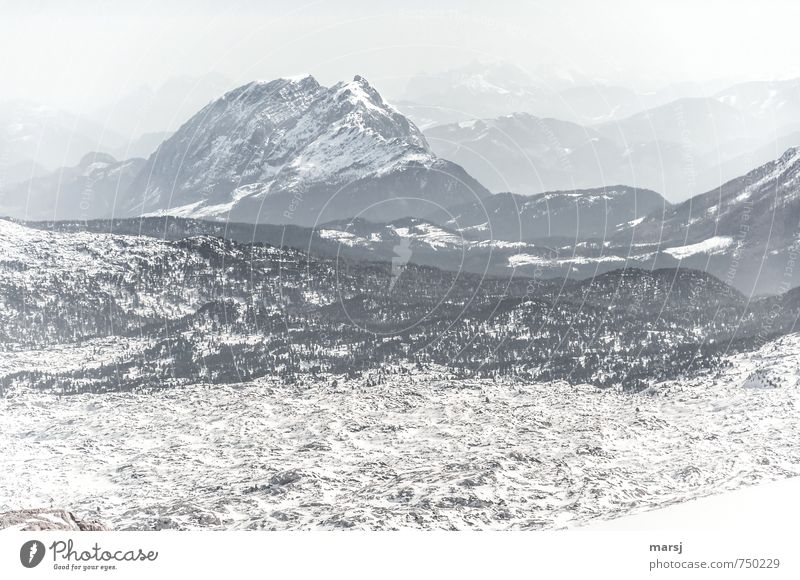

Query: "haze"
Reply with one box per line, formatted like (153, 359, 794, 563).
(3, 0, 799, 113)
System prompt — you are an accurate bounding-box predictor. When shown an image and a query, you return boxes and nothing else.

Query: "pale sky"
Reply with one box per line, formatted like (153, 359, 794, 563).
(2, 0, 800, 111)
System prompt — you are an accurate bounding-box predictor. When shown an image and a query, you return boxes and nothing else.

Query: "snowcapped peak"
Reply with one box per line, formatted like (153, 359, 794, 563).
(217, 75, 322, 104)
(124, 73, 487, 224)
(332, 75, 386, 109)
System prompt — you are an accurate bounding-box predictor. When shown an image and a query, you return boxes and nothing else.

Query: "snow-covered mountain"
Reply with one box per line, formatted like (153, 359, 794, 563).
(715, 78, 800, 132)
(398, 61, 657, 128)
(23, 149, 800, 295)
(456, 148, 800, 296)
(1, 152, 145, 221)
(124, 75, 488, 226)
(427, 185, 668, 242)
(615, 147, 800, 294)
(425, 98, 795, 201)
(94, 73, 236, 139)
(425, 113, 628, 195)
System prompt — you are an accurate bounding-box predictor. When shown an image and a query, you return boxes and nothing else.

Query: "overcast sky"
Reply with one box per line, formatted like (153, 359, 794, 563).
(3, 0, 800, 112)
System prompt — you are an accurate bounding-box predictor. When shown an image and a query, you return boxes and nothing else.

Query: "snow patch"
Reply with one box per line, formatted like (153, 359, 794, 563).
(663, 236, 733, 259)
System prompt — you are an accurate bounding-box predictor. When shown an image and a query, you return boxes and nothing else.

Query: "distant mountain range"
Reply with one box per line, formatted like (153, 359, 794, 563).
(19, 148, 800, 296)
(5, 216, 800, 395)
(396, 61, 669, 127)
(0, 101, 128, 171)
(0, 152, 145, 221)
(424, 97, 797, 200)
(3, 71, 800, 296)
(391, 62, 800, 201)
(5, 70, 800, 225)
(2, 75, 488, 225)
(425, 113, 629, 195)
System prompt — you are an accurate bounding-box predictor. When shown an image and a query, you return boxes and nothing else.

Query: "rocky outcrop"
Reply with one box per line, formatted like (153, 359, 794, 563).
(0, 508, 110, 531)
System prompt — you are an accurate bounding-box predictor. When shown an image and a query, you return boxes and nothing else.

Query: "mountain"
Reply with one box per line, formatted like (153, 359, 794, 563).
(594, 97, 770, 200)
(617, 147, 800, 294)
(5, 217, 800, 396)
(399, 61, 551, 125)
(0, 159, 47, 188)
(116, 131, 173, 159)
(0, 100, 126, 170)
(596, 97, 760, 155)
(427, 185, 669, 242)
(425, 98, 784, 201)
(25, 149, 800, 296)
(553, 84, 649, 124)
(93, 73, 236, 138)
(398, 62, 656, 127)
(715, 78, 800, 132)
(124, 75, 488, 226)
(457, 148, 800, 296)
(424, 113, 625, 194)
(0, 153, 145, 221)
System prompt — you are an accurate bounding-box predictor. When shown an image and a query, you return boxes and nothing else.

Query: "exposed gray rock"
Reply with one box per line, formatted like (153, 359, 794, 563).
(0, 508, 109, 531)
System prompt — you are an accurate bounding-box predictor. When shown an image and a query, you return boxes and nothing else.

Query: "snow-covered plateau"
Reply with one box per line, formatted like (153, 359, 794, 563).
(1, 333, 798, 531)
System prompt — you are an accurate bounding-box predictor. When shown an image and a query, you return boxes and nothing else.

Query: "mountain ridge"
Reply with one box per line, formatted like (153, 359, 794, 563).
(123, 74, 489, 225)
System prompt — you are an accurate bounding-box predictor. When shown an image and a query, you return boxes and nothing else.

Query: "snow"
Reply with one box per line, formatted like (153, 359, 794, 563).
(474, 239, 530, 249)
(4, 327, 797, 530)
(663, 236, 733, 259)
(0, 218, 220, 333)
(390, 223, 464, 249)
(317, 229, 371, 247)
(508, 253, 626, 268)
(134, 74, 439, 220)
(582, 476, 800, 531)
(623, 216, 645, 228)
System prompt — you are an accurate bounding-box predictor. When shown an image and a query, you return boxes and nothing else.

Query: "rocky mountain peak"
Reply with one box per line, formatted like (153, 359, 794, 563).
(122, 74, 484, 225)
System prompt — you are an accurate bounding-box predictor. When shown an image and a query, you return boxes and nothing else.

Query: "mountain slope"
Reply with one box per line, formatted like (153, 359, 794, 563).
(26, 148, 800, 296)
(398, 61, 658, 127)
(0, 153, 145, 221)
(5, 217, 800, 394)
(428, 185, 669, 242)
(423, 99, 778, 201)
(424, 113, 624, 195)
(596, 97, 760, 155)
(715, 78, 800, 132)
(0, 101, 126, 170)
(618, 147, 800, 293)
(124, 75, 488, 225)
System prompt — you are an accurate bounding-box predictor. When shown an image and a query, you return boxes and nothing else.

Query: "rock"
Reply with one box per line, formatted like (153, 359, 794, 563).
(0, 508, 110, 531)
(270, 469, 303, 486)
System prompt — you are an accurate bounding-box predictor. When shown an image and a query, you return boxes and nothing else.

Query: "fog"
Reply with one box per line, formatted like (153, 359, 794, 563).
(3, 0, 800, 115)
